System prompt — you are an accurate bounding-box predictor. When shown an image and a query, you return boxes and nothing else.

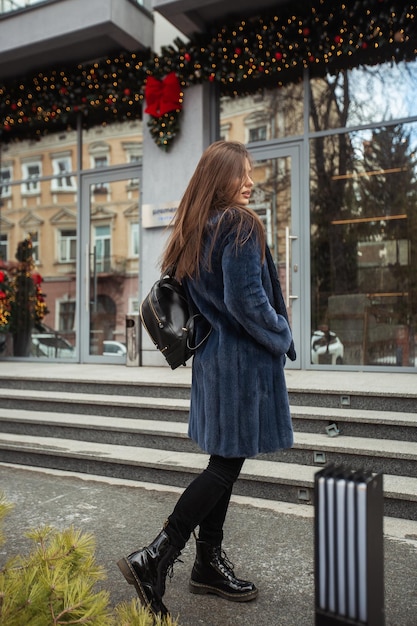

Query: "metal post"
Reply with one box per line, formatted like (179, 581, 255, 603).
(315, 464, 384, 626)
(125, 314, 140, 366)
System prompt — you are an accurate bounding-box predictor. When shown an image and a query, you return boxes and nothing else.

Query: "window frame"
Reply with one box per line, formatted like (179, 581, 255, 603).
(0, 165, 12, 197)
(58, 228, 77, 263)
(21, 159, 42, 195)
(51, 154, 76, 191)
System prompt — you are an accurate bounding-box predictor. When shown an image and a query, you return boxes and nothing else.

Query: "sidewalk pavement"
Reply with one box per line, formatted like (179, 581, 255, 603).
(1, 463, 416, 626)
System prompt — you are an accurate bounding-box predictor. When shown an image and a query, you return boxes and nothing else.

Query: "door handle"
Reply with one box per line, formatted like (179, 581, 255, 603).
(285, 226, 298, 308)
(85, 244, 89, 312)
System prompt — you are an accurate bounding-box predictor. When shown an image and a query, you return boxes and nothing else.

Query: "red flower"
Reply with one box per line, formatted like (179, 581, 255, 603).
(0, 290, 6, 299)
(0, 271, 5, 282)
(184, 53, 191, 62)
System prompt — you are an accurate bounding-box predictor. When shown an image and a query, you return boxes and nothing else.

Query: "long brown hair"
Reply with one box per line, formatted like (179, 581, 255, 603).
(161, 140, 266, 279)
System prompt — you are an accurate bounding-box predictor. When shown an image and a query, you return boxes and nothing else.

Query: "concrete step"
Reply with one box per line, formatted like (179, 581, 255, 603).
(0, 409, 415, 478)
(291, 405, 417, 441)
(0, 432, 415, 521)
(1, 367, 416, 412)
(274, 431, 417, 478)
(0, 389, 190, 421)
(0, 389, 416, 441)
(0, 376, 192, 400)
(0, 366, 415, 521)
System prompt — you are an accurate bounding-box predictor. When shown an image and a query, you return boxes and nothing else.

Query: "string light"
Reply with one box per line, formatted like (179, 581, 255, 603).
(0, 0, 416, 150)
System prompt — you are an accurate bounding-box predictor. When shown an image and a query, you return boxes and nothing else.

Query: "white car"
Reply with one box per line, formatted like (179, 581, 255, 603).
(103, 340, 127, 356)
(31, 326, 75, 358)
(311, 329, 344, 365)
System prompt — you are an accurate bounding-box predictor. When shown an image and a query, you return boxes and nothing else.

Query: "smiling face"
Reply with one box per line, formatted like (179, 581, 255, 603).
(232, 157, 254, 206)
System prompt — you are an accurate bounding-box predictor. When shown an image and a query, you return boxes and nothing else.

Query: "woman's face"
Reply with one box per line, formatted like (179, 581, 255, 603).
(232, 158, 254, 206)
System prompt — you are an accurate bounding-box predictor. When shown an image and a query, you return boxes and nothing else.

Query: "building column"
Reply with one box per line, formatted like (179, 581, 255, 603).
(140, 82, 218, 366)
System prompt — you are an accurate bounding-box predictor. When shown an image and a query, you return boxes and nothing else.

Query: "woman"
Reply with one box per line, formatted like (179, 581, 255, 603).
(117, 140, 296, 618)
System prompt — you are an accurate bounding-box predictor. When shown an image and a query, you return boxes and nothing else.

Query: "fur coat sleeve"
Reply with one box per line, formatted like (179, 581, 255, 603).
(222, 234, 293, 357)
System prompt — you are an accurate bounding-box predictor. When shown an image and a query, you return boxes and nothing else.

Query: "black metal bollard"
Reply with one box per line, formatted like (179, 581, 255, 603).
(314, 465, 384, 626)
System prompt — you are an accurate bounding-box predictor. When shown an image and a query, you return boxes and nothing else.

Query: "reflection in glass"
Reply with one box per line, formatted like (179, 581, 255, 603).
(0, 166, 78, 358)
(310, 123, 417, 366)
(310, 59, 417, 133)
(220, 82, 304, 143)
(251, 155, 293, 325)
(88, 178, 139, 358)
(83, 120, 143, 170)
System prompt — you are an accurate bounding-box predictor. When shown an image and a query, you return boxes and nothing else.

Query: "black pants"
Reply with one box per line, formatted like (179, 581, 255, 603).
(165, 455, 245, 549)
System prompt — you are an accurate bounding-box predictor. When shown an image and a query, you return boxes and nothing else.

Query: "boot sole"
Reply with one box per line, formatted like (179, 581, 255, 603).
(117, 557, 156, 614)
(189, 580, 258, 602)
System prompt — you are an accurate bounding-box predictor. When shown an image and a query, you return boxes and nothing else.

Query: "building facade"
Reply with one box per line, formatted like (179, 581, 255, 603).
(0, 0, 416, 372)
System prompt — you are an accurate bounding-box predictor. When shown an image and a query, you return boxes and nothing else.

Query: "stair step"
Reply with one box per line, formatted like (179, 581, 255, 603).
(291, 405, 417, 441)
(0, 433, 415, 520)
(0, 390, 415, 439)
(292, 405, 417, 426)
(1, 409, 415, 476)
(0, 389, 189, 420)
(0, 365, 415, 521)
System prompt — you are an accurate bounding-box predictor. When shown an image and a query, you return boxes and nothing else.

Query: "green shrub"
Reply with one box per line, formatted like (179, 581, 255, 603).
(0, 492, 180, 626)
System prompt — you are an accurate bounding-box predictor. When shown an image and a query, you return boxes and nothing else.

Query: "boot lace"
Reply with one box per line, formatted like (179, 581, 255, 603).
(166, 554, 183, 583)
(215, 547, 235, 575)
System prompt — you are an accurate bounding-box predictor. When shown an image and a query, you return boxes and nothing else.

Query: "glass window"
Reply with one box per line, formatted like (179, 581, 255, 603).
(59, 229, 77, 262)
(249, 126, 267, 142)
(0, 233, 8, 261)
(29, 231, 39, 262)
(0, 166, 12, 197)
(93, 160, 109, 194)
(93, 225, 111, 272)
(0, 1, 48, 15)
(220, 83, 304, 144)
(51, 155, 75, 191)
(130, 222, 139, 257)
(310, 122, 417, 367)
(128, 154, 141, 187)
(21, 160, 42, 194)
(310, 59, 417, 133)
(128, 297, 139, 314)
(58, 300, 76, 332)
(84, 121, 143, 167)
(93, 156, 108, 169)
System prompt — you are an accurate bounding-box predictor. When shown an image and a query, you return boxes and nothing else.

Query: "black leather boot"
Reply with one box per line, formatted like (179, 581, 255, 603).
(189, 539, 258, 602)
(117, 530, 181, 617)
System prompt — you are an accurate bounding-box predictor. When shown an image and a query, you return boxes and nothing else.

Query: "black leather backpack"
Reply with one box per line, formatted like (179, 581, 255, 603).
(140, 270, 211, 369)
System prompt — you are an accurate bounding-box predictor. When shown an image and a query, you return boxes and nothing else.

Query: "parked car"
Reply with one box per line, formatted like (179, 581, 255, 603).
(103, 340, 127, 356)
(31, 325, 75, 358)
(311, 328, 344, 365)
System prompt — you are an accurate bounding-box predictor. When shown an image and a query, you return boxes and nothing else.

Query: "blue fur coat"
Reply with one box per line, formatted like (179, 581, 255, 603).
(184, 214, 294, 459)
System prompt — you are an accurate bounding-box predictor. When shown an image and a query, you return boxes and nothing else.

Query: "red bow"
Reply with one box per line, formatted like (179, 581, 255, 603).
(144, 72, 182, 117)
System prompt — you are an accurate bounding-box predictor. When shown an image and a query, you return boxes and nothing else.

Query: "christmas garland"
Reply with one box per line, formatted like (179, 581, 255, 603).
(0, 0, 416, 150)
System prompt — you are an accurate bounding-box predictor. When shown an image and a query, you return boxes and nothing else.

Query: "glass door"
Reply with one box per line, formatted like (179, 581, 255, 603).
(80, 166, 140, 363)
(249, 143, 303, 368)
